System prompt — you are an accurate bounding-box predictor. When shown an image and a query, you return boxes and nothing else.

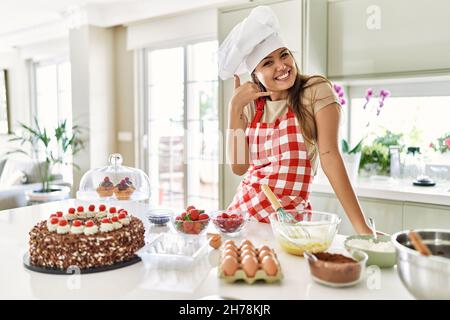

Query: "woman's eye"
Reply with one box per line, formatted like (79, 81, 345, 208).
(263, 61, 273, 67)
(281, 52, 289, 58)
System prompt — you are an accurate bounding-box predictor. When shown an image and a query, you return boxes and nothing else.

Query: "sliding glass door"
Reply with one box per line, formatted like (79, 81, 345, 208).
(145, 40, 219, 210)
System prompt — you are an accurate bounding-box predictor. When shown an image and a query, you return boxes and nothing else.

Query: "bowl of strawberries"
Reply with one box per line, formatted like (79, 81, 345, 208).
(211, 210, 248, 236)
(171, 205, 210, 235)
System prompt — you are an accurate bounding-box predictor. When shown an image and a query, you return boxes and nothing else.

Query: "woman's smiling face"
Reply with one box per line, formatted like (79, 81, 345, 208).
(252, 47, 297, 95)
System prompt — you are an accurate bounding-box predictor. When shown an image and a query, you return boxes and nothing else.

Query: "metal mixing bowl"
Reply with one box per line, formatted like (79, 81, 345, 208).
(392, 229, 450, 299)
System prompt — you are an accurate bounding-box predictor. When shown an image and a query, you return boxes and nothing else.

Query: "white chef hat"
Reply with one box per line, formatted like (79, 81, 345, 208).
(218, 6, 286, 80)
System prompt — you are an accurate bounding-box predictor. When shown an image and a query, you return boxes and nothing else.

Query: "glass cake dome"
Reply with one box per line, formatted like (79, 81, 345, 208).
(77, 153, 151, 202)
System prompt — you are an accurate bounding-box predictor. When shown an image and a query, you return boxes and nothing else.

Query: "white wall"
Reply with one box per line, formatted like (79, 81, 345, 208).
(127, 8, 217, 50)
(69, 25, 117, 192)
(114, 26, 135, 167)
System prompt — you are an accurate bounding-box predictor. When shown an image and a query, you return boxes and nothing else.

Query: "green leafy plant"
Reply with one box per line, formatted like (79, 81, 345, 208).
(8, 117, 86, 192)
(341, 139, 364, 154)
(359, 142, 390, 174)
(359, 129, 405, 175)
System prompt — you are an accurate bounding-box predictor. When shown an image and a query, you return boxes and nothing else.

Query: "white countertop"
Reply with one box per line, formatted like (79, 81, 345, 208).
(0, 199, 413, 300)
(312, 175, 450, 206)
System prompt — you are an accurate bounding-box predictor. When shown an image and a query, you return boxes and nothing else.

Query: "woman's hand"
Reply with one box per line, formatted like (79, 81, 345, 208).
(230, 75, 271, 111)
(356, 223, 389, 236)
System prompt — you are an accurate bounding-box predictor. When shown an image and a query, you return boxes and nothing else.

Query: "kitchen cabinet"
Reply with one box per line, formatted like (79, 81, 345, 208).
(358, 198, 403, 234)
(312, 191, 450, 234)
(310, 192, 403, 235)
(328, 0, 450, 78)
(403, 203, 450, 230)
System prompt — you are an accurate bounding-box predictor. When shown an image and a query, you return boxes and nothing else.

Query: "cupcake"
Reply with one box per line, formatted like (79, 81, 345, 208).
(96, 176, 114, 197)
(124, 177, 136, 191)
(113, 179, 134, 200)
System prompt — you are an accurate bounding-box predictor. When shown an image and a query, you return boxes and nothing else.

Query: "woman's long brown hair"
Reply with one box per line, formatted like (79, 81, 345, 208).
(252, 64, 330, 145)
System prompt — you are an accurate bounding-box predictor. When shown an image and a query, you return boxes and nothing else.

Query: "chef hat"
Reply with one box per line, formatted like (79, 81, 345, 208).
(218, 6, 286, 80)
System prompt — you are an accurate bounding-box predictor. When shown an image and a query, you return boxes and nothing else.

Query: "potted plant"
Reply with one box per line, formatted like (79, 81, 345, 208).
(359, 129, 405, 177)
(333, 85, 391, 180)
(8, 117, 85, 203)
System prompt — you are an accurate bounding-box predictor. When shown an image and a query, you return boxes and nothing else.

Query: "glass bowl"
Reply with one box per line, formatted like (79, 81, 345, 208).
(170, 211, 211, 236)
(146, 208, 173, 226)
(304, 249, 368, 287)
(211, 210, 248, 236)
(345, 235, 396, 268)
(268, 210, 341, 256)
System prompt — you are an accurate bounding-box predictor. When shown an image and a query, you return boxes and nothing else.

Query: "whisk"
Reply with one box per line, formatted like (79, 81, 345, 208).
(261, 185, 311, 239)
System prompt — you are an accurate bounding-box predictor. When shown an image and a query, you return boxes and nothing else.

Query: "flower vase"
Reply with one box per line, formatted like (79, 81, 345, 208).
(342, 152, 362, 182)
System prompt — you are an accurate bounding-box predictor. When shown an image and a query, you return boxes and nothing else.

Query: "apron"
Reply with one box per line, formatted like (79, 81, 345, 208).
(227, 98, 314, 223)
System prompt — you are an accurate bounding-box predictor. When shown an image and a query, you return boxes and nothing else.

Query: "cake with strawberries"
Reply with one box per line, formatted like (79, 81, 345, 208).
(28, 204, 145, 270)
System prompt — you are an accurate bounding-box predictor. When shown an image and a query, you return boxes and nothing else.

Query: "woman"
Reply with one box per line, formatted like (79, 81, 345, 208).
(219, 6, 374, 234)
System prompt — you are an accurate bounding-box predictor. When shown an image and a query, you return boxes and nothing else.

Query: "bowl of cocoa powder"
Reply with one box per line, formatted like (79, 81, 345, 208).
(304, 250, 368, 287)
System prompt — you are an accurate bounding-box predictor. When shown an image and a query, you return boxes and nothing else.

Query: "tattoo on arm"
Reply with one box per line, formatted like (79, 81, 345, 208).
(320, 150, 331, 156)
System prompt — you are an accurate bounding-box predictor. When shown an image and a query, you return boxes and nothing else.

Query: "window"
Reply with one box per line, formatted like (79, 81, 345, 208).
(346, 80, 450, 161)
(145, 40, 219, 210)
(33, 59, 73, 181)
(0, 69, 10, 134)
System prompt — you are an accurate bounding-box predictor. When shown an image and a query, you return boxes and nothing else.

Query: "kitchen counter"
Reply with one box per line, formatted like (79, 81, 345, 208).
(312, 175, 450, 207)
(0, 199, 413, 299)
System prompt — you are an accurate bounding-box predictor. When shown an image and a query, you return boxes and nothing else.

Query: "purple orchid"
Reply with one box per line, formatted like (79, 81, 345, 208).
(363, 88, 374, 109)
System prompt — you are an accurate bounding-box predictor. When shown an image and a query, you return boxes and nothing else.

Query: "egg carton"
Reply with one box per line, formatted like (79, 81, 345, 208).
(218, 267, 283, 284)
(218, 242, 283, 284)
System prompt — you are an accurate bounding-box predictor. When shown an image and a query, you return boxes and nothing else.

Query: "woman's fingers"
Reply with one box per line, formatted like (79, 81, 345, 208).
(255, 91, 272, 98)
(234, 75, 241, 89)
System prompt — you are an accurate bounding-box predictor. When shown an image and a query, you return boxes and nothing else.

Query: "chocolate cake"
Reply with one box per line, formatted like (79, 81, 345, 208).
(28, 205, 145, 270)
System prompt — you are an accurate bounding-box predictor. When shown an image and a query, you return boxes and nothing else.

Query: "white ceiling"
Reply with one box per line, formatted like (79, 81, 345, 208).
(0, 0, 244, 50)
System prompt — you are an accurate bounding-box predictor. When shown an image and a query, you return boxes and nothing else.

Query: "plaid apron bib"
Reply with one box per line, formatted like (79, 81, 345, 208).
(227, 98, 313, 223)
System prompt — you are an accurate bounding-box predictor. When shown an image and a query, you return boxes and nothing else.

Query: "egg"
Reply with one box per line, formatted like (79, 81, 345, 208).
(209, 235, 222, 249)
(222, 249, 238, 259)
(240, 249, 256, 258)
(241, 255, 259, 277)
(240, 244, 256, 253)
(221, 256, 239, 276)
(224, 242, 238, 250)
(258, 245, 271, 253)
(261, 256, 278, 276)
(224, 240, 237, 248)
(258, 249, 273, 261)
(240, 239, 253, 248)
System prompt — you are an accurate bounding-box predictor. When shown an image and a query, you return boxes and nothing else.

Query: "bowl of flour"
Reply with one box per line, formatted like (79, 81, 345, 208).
(344, 235, 396, 268)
